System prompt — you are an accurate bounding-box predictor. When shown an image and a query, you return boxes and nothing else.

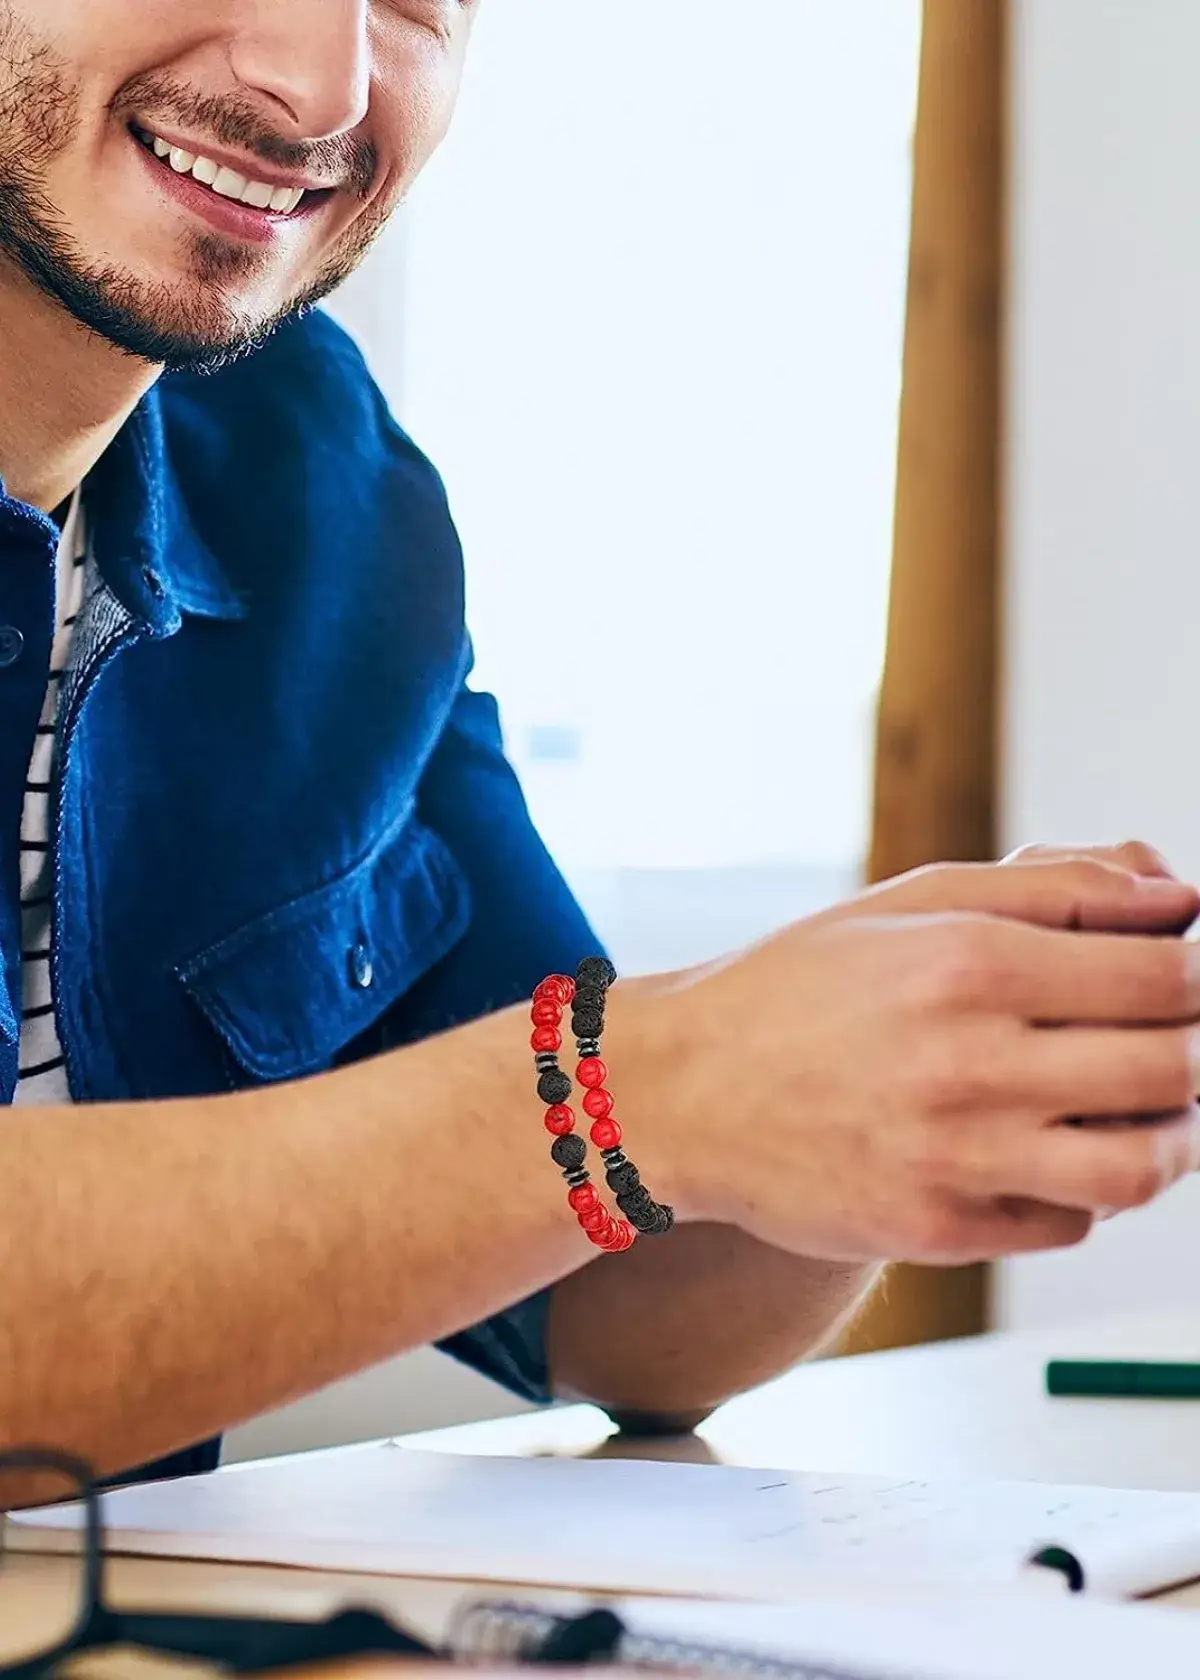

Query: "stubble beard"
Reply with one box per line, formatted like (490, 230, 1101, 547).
(0, 12, 391, 374)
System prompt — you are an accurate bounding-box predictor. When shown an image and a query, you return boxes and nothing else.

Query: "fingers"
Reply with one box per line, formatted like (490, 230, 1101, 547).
(1003, 840, 1179, 881)
(999, 1109, 1200, 1213)
(1015, 1024, 1199, 1114)
(901, 1191, 1093, 1263)
(881, 857, 1198, 934)
(973, 1198, 1095, 1258)
(914, 915, 1200, 1024)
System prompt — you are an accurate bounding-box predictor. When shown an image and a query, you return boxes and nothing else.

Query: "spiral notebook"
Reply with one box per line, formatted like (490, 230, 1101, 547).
(15, 1443, 1200, 1602)
(447, 1589, 1200, 1680)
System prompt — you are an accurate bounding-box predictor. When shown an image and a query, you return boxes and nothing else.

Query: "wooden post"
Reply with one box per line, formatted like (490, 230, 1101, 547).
(845, 0, 1008, 1355)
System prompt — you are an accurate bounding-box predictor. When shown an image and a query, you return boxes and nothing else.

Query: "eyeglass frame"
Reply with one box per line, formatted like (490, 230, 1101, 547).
(0, 1446, 439, 1677)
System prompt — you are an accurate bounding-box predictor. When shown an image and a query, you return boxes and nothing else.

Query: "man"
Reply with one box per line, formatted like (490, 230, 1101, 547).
(0, 0, 1198, 1488)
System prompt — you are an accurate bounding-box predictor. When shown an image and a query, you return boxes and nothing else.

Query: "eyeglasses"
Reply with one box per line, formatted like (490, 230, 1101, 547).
(0, 1447, 440, 1676)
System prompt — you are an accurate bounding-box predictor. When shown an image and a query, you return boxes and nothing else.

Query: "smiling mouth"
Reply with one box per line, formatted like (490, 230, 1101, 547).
(130, 124, 324, 217)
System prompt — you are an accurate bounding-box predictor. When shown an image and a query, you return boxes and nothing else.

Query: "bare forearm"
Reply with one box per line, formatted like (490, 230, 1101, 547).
(548, 1225, 881, 1424)
(0, 1005, 593, 1477)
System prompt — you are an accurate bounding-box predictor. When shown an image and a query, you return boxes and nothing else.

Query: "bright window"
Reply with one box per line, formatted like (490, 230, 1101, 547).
(335, 2, 921, 972)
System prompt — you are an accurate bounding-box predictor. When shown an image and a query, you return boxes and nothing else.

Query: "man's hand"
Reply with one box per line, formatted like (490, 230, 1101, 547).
(1002, 839, 1182, 882)
(634, 855, 1200, 1265)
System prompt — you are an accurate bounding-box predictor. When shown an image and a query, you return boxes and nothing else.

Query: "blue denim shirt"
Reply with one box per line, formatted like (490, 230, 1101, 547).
(0, 309, 603, 1479)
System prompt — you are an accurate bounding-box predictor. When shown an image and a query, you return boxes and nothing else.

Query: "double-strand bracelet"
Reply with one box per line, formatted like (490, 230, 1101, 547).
(530, 956, 674, 1252)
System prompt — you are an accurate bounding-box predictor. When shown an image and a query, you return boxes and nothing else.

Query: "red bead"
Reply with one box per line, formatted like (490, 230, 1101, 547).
(567, 1182, 599, 1213)
(555, 975, 577, 1003)
(533, 978, 564, 1002)
(589, 1221, 618, 1249)
(531, 999, 562, 1028)
(579, 1204, 611, 1234)
(582, 1087, 614, 1120)
(544, 1104, 575, 1136)
(530, 1025, 562, 1052)
(589, 1117, 622, 1150)
(612, 1220, 636, 1251)
(576, 1056, 608, 1089)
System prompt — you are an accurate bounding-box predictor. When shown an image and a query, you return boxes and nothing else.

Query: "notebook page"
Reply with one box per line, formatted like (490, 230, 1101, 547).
(606, 1588, 1200, 1680)
(14, 1444, 1200, 1601)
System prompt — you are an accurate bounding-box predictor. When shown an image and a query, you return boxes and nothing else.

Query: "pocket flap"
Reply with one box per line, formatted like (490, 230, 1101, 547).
(177, 817, 470, 1081)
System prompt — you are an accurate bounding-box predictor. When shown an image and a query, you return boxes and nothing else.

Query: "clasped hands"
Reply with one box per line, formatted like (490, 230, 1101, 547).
(638, 841, 1200, 1265)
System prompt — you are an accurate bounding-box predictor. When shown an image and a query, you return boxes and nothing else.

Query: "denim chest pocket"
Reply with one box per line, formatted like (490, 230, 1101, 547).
(175, 816, 471, 1082)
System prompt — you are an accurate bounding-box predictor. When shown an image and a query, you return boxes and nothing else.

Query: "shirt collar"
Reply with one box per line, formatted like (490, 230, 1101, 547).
(85, 386, 248, 635)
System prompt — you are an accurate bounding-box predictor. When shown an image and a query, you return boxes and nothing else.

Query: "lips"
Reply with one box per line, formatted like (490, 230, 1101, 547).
(130, 124, 320, 218)
(148, 133, 306, 213)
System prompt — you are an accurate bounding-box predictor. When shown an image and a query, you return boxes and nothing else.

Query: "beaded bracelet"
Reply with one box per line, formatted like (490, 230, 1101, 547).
(530, 956, 674, 1252)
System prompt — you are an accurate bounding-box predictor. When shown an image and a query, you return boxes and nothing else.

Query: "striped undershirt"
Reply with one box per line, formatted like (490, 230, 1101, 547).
(13, 487, 86, 1106)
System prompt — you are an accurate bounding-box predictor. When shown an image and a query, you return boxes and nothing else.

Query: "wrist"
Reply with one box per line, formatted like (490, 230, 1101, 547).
(602, 973, 713, 1227)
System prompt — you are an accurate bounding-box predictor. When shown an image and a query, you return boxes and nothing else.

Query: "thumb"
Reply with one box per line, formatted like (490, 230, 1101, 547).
(871, 858, 1200, 934)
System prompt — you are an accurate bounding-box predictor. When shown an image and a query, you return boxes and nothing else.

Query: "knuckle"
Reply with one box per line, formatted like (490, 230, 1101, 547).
(908, 1038, 990, 1114)
(914, 921, 998, 1012)
(1115, 839, 1169, 874)
(1063, 856, 1122, 888)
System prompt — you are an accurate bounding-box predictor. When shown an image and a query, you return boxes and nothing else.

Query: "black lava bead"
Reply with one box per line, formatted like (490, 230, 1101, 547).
(550, 1134, 587, 1171)
(537, 1069, 572, 1106)
(571, 1008, 604, 1039)
(577, 956, 617, 989)
(606, 1162, 642, 1196)
(572, 984, 607, 1013)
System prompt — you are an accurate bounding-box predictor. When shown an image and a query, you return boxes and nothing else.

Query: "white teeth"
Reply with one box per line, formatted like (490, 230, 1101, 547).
(143, 130, 307, 214)
(211, 167, 247, 200)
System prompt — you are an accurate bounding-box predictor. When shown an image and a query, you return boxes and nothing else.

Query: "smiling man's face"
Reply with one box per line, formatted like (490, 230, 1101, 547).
(0, 0, 474, 371)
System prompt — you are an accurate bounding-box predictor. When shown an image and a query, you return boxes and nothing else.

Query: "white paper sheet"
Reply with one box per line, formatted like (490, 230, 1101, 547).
(14, 1442, 1200, 1602)
(592, 1587, 1200, 1679)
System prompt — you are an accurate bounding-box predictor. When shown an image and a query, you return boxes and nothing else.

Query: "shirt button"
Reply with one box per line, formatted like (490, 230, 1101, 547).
(349, 941, 374, 990)
(0, 625, 25, 669)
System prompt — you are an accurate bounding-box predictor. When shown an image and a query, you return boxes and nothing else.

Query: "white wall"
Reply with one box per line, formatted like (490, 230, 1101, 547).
(996, 0, 1200, 1328)
(397, 0, 918, 878)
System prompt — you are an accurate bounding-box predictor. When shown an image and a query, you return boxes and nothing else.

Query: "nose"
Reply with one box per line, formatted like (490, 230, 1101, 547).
(229, 0, 371, 140)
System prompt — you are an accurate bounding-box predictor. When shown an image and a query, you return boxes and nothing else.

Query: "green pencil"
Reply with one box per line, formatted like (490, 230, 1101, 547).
(1046, 1360, 1200, 1398)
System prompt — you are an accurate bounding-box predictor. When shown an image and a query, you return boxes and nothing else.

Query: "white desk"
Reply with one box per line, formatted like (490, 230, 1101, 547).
(402, 1309, 1200, 1496)
(9, 1310, 1200, 1678)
